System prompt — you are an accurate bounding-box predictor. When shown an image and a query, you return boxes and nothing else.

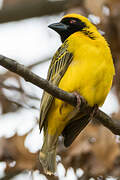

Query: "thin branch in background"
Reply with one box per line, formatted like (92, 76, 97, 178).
(6, 98, 40, 110)
(0, 55, 120, 136)
(0, 83, 40, 101)
(28, 57, 51, 69)
(0, 0, 66, 23)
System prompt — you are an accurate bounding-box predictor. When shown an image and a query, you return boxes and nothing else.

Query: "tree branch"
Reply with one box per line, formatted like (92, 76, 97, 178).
(95, 110, 120, 135)
(0, 54, 120, 135)
(0, 55, 77, 107)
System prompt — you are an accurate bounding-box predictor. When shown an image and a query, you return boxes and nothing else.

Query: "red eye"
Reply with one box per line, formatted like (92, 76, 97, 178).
(70, 19, 76, 24)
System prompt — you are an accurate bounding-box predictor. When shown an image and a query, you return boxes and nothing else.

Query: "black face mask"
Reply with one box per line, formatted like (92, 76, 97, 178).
(48, 17, 87, 43)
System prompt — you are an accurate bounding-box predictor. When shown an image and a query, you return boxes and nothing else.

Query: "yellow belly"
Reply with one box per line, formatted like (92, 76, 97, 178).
(47, 58, 113, 136)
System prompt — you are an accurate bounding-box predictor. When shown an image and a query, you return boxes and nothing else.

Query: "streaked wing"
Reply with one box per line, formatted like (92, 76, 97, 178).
(39, 41, 73, 131)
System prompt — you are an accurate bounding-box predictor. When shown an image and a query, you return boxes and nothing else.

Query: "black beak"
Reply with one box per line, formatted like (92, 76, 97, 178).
(48, 22, 68, 33)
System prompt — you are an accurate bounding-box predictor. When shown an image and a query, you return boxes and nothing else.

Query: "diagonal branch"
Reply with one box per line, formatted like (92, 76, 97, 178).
(0, 54, 120, 135)
(95, 110, 120, 135)
(0, 55, 77, 107)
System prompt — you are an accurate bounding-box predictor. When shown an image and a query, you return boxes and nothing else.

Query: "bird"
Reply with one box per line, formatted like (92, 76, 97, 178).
(39, 13, 115, 175)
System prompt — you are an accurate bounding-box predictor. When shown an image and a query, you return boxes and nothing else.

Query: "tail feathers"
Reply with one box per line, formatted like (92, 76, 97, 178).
(39, 148, 56, 175)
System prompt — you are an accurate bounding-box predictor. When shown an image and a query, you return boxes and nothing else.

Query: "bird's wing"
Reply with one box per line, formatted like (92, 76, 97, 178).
(62, 114, 90, 147)
(39, 41, 73, 131)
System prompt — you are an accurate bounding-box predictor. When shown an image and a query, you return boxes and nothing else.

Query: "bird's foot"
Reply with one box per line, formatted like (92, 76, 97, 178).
(90, 104, 98, 119)
(73, 92, 86, 110)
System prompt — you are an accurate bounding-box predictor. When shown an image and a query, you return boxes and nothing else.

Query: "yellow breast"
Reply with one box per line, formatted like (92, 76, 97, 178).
(58, 32, 115, 107)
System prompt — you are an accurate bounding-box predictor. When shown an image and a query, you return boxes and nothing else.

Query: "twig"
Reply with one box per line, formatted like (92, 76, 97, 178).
(0, 83, 40, 101)
(28, 57, 51, 69)
(0, 54, 120, 135)
(6, 98, 39, 110)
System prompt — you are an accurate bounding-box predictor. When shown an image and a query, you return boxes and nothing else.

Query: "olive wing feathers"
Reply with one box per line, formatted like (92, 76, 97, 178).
(39, 41, 73, 131)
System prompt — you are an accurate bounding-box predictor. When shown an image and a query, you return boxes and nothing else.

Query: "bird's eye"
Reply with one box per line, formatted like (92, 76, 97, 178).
(70, 19, 77, 24)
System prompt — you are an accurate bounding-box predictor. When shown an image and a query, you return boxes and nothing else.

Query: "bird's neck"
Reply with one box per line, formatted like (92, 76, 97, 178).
(60, 28, 100, 43)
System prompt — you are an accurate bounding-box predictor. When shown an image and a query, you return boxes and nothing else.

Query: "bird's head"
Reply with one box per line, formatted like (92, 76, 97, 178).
(48, 14, 97, 43)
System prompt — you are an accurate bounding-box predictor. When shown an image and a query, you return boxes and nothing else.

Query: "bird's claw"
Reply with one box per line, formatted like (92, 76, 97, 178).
(73, 92, 85, 110)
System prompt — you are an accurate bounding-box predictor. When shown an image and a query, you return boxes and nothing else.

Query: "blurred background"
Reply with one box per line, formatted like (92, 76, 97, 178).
(0, 0, 120, 179)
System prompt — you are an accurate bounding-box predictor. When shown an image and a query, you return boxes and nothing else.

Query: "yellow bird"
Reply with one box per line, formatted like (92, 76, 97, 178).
(39, 14, 115, 175)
